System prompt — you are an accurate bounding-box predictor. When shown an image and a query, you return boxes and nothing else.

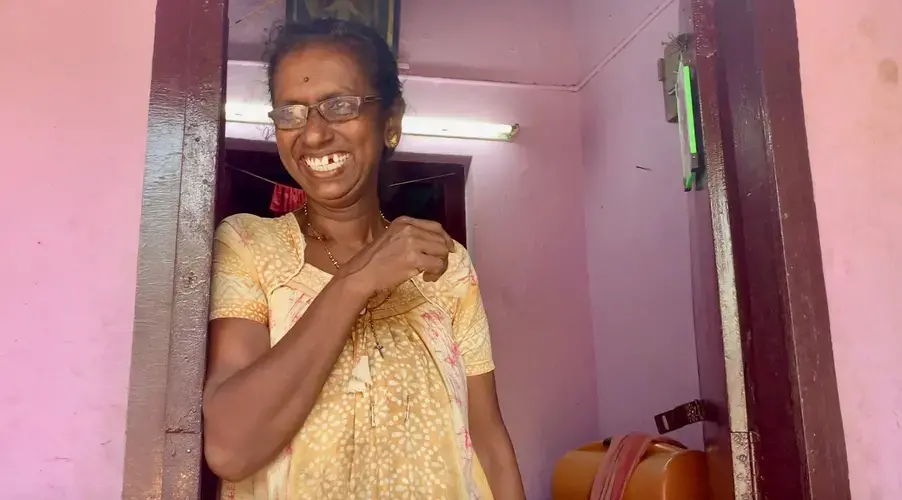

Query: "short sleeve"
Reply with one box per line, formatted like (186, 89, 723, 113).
(209, 219, 269, 325)
(451, 248, 495, 376)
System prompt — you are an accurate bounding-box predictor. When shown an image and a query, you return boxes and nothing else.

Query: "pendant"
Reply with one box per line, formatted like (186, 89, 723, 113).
(375, 343, 385, 358)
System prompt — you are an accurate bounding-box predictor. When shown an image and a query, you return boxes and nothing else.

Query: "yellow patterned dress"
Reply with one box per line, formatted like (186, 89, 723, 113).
(210, 213, 495, 500)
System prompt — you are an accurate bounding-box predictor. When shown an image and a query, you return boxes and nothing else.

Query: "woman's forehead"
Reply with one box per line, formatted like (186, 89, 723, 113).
(273, 43, 372, 102)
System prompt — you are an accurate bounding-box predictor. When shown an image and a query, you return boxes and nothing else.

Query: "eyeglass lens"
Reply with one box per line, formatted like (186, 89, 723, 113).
(271, 96, 364, 129)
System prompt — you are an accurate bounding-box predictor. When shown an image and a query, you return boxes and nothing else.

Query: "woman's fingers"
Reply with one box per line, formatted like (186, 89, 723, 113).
(393, 216, 455, 251)
(405, 238, 449, 283)
(416, 255, 447, 282)
(411, 237, 451, 259)
(369, 217, 454, 284)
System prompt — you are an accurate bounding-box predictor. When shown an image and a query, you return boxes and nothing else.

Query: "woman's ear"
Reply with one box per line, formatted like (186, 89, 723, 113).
(384, 98, 406, 148)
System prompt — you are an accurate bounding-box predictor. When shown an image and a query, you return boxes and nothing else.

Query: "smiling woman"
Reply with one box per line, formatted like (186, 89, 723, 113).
(200, 18, 525, 500)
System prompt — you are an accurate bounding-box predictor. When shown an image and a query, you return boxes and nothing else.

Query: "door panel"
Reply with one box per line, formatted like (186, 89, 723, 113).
(679, 0, 756, 498)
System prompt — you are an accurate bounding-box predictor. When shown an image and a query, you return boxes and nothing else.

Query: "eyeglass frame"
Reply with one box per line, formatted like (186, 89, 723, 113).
(267, 95, 382, 130)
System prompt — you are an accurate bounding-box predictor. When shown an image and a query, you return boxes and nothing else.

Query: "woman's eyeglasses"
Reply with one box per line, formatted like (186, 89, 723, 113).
(268, 95, 381, 130)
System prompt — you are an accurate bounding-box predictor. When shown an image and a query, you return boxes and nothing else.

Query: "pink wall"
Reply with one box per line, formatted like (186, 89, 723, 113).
(795, 0, 902, 497)
(399, 0, 580, 85)
(573, 0, 703, 448)
(0, 0, 156, 497)
(572, 0, 672, 78)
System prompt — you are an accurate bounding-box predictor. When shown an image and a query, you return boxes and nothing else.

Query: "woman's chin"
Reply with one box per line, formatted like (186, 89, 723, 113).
(295, 161, 372, 207)
(304, 179, 362, 206)
(302, 165, 355, 195)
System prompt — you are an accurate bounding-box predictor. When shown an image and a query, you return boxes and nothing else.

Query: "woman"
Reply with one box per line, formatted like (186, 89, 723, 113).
(202, 18, 525, 500)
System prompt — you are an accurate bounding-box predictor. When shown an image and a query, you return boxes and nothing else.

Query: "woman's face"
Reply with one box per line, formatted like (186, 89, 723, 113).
(271, 42, 389, 208)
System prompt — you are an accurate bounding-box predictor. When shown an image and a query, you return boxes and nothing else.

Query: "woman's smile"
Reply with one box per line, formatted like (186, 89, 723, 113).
(302, 152, 351, 177)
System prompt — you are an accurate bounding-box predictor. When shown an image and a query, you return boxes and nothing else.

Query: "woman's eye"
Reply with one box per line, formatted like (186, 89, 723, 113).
(328, 100, 354, 114)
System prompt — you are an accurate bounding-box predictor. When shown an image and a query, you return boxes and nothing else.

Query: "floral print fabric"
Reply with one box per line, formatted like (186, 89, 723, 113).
(210, 213, 495, 500)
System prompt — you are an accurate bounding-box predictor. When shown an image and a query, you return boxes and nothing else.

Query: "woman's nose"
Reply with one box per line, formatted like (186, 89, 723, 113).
(301, 109, 334, 148)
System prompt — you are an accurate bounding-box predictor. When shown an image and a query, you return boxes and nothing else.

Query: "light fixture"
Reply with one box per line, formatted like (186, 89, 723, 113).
(224, 102, 519, 142)
(225, 102, 272, 125)
(400, 117, 519, 141)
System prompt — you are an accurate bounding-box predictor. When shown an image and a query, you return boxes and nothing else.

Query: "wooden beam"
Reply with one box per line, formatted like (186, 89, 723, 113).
(121, 0, 226, 498)
(711, 0, 851, 496)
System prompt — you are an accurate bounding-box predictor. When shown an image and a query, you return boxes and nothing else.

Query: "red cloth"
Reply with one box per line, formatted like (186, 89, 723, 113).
(590, 434, 655, 500)
(270, 184, 306, 215)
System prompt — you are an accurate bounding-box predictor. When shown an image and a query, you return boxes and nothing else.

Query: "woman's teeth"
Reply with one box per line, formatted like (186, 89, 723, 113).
(303, 153, 350, 172)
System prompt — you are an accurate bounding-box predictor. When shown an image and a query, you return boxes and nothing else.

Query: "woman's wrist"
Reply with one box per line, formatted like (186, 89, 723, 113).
(329, 270, 374, 307)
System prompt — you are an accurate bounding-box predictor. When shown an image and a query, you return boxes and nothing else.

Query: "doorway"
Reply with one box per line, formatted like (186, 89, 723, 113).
(218, 141, 468, 246)
(121, 1, 851, 499)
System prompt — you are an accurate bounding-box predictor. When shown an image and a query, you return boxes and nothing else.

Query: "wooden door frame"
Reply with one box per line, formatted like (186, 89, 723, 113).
(121, 0, 227, 497)
(688, 0, 850, 497)
(121, 0, 850, 498)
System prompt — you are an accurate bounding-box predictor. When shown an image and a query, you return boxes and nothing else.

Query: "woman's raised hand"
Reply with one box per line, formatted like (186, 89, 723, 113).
(337, 216, 456, 294)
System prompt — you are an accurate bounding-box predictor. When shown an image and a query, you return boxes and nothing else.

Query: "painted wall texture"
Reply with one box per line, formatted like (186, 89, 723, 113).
(573, 0, 702, 448)
(398, 0, 581, 86)
(0, 0, 156, 498)
(795, 0, 902, 497)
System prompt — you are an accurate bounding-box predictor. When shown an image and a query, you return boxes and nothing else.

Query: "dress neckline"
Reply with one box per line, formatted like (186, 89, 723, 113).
(282, 212, 429, 319)
(286, 211, 338, 281)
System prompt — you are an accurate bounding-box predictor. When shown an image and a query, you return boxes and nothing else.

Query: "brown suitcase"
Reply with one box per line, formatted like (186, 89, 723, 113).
(550, 434, 709, 500)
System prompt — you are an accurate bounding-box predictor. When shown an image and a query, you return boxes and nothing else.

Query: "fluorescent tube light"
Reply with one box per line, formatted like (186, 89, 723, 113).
(400, 117, 519, 141)
(225, 102, 272, 124)
(224, 102, 519, 142)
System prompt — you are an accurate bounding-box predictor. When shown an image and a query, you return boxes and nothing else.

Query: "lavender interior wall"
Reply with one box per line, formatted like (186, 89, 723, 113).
(0, 0, 156, 498)
(795, 0, 902, 496)
(400, 81, 599, 497)
(574, 0, 702, 448)
(398, 0, 580, 85)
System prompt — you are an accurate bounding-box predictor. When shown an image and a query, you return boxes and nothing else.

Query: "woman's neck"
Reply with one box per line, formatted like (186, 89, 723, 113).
(306, 197, 385, 249)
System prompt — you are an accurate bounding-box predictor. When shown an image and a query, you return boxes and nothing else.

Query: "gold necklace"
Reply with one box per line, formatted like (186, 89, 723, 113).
(302, 203, 391, 361)
(302, 203, 390, 270)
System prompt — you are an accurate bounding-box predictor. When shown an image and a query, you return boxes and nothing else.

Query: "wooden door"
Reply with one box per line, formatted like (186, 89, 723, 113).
(678, 1, 756, 498)
(675, 0, 852, 499)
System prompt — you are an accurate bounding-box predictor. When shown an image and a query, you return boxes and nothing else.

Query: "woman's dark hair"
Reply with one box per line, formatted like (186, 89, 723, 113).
(265, 18, 402, 111)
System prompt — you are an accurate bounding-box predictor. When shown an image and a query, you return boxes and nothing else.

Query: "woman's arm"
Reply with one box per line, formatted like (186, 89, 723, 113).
(468, 372, 525, 499)
(203, 275, 369, 482)
(446, 244, 524, 497)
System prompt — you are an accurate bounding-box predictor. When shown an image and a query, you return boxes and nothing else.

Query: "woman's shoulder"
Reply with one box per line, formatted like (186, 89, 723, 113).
(215, 213, 301, 251)
(445, 241, 475, 280)
(415, 241, 477, 301)
(214, 213, 305, 291)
